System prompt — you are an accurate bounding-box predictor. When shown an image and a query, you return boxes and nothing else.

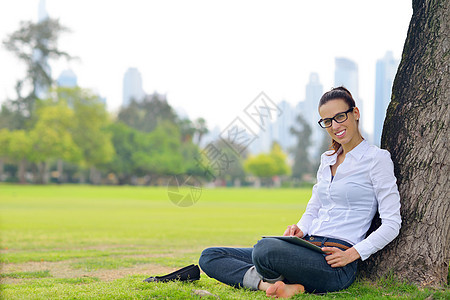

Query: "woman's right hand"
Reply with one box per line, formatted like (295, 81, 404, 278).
(283, 224, 304, 238)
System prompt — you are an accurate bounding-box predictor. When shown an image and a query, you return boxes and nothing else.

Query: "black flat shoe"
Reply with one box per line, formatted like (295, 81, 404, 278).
(143, 264, 200, 283)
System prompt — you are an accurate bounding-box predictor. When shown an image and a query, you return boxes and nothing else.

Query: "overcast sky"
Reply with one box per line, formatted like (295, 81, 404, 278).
(0, 0, 413, 134)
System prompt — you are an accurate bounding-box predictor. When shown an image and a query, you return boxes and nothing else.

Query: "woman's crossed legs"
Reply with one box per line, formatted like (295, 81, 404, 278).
(199, 237, 357, 297)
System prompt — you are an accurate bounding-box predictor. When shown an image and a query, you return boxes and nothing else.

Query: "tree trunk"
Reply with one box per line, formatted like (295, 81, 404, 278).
(0, 158, 3, 181)
(89, 166, 101, 185)
(57, 159, 64, 184)
(358, 0, 449, 287)
(18, 159, 26, 184)
(43, 161, 49, 184)
(79, 172, 86, 184)
(253, 177, 261, 188)
(36, 162, 49, 184)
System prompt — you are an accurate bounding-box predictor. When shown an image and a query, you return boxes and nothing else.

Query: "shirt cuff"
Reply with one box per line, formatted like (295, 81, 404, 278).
(297, 222, 308, 237)
(353, 239, 377, 261)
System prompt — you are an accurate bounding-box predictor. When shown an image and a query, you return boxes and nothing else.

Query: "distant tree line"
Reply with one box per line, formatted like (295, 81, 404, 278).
(0, 18, 317, 186)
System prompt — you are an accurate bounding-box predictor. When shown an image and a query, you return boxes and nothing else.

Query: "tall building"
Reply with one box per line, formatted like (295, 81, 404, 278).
(272, 100, 297, 153)
(304, 73, 323, 120)
(256, 122, 276, 153)
(57, 69, 77, 87)
(38, 0, 48, 21)
(334, 58, 359, 99)
(373, 51, 399, 146)
(122, 67, 145, 106)
(334, 57, 369, 137)
(298, 73, 323, 159)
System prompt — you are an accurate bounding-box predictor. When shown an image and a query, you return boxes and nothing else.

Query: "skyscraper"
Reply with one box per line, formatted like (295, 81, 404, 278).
(122, 67, 145, 106)
(271, 100, 293, 151)
(373, 51, 399, 146)
(334, 58, 359, 99)
(304, 73, 323, 123)
(250, 121, 276, 154)
(57, 69, 77, 87)
(38, 0, 48, 21)
(300, 73, 323, 159)
(334, 57, 369, 137)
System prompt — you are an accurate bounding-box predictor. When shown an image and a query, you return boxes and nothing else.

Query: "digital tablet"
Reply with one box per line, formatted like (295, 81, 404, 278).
(262, 236, 326, 254)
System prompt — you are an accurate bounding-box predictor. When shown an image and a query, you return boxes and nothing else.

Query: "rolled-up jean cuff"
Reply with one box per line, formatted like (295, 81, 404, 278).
(243, 266, 262, 290)
(243, 266, 285, 290)
(262, 274, 285, 284)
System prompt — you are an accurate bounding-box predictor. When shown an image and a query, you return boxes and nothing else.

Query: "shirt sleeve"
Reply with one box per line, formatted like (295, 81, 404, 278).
(296, 156, 324, 236)
(353, 150, 402, 261)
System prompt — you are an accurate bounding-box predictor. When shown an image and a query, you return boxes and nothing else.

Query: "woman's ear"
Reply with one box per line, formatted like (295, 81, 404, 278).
(353, 107, 360, 120)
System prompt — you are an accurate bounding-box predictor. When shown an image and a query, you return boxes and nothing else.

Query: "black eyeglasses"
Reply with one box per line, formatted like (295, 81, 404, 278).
(318, 107, 355, 128)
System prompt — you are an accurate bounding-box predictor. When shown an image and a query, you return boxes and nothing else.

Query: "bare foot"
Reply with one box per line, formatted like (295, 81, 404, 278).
(265, 281, 304, 298)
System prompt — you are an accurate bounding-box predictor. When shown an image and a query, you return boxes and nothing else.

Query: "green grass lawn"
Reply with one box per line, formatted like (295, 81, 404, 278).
(0, 184, 448, 299)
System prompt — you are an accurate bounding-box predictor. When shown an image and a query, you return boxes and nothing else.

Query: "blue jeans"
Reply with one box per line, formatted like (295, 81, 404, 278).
(198, 236, 357, 293)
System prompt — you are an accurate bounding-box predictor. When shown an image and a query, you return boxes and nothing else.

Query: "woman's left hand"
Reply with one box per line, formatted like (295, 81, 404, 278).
(322, 247, 361, 268)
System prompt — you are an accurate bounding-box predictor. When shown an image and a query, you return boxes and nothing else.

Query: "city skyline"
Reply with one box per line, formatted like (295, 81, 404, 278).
(0, 0, 412, 135)
(373, 51, 399, 146)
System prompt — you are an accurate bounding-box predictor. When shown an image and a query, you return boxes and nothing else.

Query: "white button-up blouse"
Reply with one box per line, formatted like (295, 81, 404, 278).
(297, 140, 401, 261)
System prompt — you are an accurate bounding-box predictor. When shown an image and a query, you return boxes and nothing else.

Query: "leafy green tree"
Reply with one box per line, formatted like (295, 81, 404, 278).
(210, 139, 246, 185)
(2, 18, 72, 129)
(55, 87, 114, 183)
(0, 129, 11, 180)
(312, 130, 332, 171)
(103, 122, 137, 184)
(290, 114, 312, 180)
(0, 104, 23, 130)
(179, 141, 203, 177)
(105, 121, 187, 185)
(244, 142, 291, 186)
(318, 130, 331, 156)
(8, 130, 33, 183)
(192, 138, 246, 184)
(28, 103, 82, 183)
(117, 93, 178, 133)
(117, 93, 207, 147)
(177, 118, 196, 143)
(270, 141, 291, 177)
(136, 121, 185, 176)
(193, 117, 209, 145)
(244, 154, 278, 183)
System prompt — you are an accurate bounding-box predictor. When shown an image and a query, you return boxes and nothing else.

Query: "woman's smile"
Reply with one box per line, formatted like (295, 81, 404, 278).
(335, 129, 346, 138)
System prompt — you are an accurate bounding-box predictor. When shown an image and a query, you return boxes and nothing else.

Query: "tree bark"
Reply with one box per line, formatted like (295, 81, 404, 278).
(89, 166, 101, 185)
(79, 172, 86, 184)
(0, 158, 3, 181)
(57, 159, 64, 184)
(358, 0, 449, 287)
(36, 162, 49, 184)
(18, 159, 26, 184)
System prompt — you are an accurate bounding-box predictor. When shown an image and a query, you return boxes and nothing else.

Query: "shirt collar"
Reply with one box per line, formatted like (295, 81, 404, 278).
(323, 148, 341, 165)
(323, 139, 368, 164)
(346, 139, 369, 161)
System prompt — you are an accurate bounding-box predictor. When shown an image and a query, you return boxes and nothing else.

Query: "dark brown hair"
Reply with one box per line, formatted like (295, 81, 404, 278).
(319, 86, 360, 155)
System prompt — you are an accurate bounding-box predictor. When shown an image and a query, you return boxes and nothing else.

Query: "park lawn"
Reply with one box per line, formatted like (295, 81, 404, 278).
(0, 184, 448, 299)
